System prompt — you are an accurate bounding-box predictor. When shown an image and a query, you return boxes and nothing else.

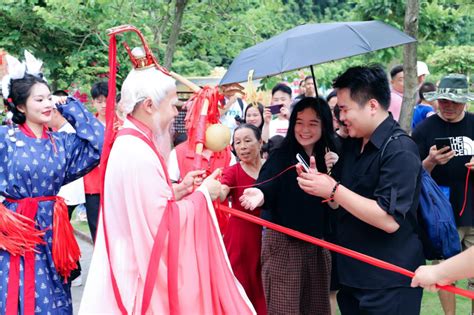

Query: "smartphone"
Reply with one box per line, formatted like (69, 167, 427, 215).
(296, 153, 310, 172)
(435, 137, 452, 151)
(269, 104, 284, 115)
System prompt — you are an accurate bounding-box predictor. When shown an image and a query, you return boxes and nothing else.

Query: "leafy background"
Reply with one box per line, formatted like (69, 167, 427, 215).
(0, 0, 472, 96)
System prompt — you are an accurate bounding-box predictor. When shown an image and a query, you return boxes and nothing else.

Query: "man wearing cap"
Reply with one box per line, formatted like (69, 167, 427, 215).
(411, 82, 437, 129)
(412, 74, 474, 315)
(416, 61, 430, 105)
(416, 61, 430, 86)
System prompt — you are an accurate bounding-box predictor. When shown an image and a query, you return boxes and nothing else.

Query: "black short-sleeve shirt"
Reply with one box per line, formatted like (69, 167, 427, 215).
(412, 113, 474, 227)
(335, 115, 425, 289)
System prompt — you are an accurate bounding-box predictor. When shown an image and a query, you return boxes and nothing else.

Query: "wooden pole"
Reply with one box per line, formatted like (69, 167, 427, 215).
(170, 71, 200, 93)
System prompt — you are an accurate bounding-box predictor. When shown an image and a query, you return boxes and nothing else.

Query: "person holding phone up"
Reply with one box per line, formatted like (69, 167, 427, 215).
(262, 83, 293, 142)
(297, 66, 425, 315)
(240, 97, 339, 314)
(412, 74, 474, 315)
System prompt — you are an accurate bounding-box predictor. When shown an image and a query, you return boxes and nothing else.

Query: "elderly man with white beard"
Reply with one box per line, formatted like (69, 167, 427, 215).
(79, 47, 255, 314)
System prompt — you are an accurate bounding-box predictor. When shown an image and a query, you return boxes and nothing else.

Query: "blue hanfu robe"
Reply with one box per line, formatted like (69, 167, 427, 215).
(0, 97, 104, 314)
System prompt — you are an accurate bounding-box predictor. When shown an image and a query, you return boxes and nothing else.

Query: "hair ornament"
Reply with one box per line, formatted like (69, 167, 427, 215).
(1, 50, 44, 100)
(5, 54, 26, 80)
(5, 111, 13, 121)
(24, 50, 43, 77)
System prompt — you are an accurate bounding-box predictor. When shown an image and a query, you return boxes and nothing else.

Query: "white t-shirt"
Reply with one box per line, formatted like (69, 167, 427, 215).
(269, 118, 289, 138)
(57, 122, 86, 205)
(219, 98, 247, 135)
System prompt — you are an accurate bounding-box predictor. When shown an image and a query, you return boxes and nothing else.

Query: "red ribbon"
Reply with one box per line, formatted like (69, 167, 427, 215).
(217, 204, 474, 300)
(100, 32, 128, 315)
(4, 196, 67, 315)
(51, 197, 81, 281)
(459, 166, 471, 217)
(183, 86, 223, 171)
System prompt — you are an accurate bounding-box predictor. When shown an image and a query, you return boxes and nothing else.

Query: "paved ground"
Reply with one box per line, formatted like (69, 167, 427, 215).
(71, 234, 93, 314)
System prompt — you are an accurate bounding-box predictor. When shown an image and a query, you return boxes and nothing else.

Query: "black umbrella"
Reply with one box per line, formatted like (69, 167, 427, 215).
(220, 21, 416, 89)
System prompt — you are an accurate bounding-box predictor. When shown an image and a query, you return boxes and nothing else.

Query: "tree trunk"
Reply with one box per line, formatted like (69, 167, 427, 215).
(164, 0, 188, 69)
(152, 0, 172, 47)
(399, 0, 419, 133)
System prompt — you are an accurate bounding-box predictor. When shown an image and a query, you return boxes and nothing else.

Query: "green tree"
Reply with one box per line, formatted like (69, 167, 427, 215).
(0, 0, 471, 98)
(427, 46, 474, 79)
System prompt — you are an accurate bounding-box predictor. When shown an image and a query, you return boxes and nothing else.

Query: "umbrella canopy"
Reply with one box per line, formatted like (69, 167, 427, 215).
(220, 21, 416, 85)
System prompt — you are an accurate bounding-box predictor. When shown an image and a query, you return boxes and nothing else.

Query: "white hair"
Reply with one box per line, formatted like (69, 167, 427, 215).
(120, 67, 176, 114)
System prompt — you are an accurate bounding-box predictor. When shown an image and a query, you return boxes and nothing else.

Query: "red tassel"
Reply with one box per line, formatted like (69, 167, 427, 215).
(0, 204, 45, 256)
(52, 197, 81, 282)
(184, 86, 224, 153)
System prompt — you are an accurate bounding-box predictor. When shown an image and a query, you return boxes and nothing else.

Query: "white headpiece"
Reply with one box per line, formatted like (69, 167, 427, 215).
(2, 50, 44, 99)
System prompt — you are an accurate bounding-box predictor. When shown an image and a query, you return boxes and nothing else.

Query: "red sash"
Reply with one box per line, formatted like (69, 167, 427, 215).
(103, 127, 180, 314)
(5, 196, 77, 315)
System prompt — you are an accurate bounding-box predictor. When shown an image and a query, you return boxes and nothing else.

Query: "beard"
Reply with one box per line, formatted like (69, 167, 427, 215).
(154, 130, 172, 162)
(151, 114, 173, 162)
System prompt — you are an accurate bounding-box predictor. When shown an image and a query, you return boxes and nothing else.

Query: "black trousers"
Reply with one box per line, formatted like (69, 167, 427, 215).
(67, 205, 76, 220)
(337, 285, 422, 315)
(85, 193, 100, 243)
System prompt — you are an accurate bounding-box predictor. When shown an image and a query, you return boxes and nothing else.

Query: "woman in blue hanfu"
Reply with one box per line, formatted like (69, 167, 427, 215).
(0, 51, 104, 314)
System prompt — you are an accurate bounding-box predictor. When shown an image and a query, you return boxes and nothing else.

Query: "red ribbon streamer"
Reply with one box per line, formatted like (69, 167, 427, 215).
(459, 166, 471, 217)
(217, 204, 474, 300)
(100, 33, 128, 315)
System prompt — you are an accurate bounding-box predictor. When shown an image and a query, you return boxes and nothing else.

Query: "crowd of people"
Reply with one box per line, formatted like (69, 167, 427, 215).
(0, 47, 473, 315)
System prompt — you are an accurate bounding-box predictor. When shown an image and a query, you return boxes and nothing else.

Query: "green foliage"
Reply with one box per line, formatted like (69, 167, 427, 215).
(427, 45, 474, 78)
(0, 0, 471, 97)
(349, 0, 472, 63)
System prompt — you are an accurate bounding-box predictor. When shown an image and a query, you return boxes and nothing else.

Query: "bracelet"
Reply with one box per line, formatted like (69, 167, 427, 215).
(322, 181, 340, 203)
(329, 181, 340, 200)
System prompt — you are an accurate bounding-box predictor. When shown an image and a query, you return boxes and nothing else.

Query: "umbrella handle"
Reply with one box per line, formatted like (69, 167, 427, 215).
(310, 65, 319, 98)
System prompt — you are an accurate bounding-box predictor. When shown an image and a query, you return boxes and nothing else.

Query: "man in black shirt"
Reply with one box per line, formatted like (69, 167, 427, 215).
(297, 65, 424, 314)
(412, 73, 474, 314)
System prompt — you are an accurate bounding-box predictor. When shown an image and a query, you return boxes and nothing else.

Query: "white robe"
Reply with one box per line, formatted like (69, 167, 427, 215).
(79, 120, 254, 314)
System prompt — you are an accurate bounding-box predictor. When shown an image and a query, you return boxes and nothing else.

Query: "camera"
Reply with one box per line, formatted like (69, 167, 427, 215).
(234, 115, 245, 124)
